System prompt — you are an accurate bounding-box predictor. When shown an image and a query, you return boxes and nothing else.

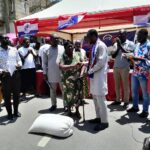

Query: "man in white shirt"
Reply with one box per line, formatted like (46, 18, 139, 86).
(39, 37, 51, 67)
(42, 34, 64, 111)
(111, 30, 135, 108)
(0, 36, 22, 120)
(18, 38, 37, 99)
(87, 29, 109, 131)
(74, 40, 87, 61)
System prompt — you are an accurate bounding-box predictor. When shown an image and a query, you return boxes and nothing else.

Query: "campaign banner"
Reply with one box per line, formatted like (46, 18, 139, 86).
(58, 13, 86, 30)
(134, 12, 150, 27)
(15, 19, 39, 37)
(99, 30, 136, 47)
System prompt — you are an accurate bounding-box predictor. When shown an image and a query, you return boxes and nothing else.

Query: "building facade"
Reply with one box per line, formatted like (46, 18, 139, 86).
(0, 0, 60, 34)
(0, 0, 30, 33)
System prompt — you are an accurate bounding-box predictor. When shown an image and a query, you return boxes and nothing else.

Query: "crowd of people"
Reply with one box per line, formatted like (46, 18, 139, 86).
(0, 28, 149, 132)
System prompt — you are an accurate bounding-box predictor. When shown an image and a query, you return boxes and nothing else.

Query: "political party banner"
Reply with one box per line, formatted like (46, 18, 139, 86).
(58, 13, 86, 30)
(134, 12, 150, 27)
(15, 19, 39, 37)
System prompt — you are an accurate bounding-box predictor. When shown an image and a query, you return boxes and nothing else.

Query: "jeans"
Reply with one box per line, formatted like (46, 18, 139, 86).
(132, 75, 149, 112)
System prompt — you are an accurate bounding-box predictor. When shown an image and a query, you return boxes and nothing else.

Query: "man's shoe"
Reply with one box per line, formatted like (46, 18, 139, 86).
(122, 102, 129, 109)
(127, 107, 139, 112)
(7, 114, 14, 120)
(94, 123, 109, 131)
(14, 112, 21, 118)
(111, 101, 121, 105)
(49, 105, 57, 112)
(138, 111, 148, 118)
(88, 118, 101, 124)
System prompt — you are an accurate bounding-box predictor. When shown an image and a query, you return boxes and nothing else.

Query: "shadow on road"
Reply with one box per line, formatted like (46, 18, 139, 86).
(38, 108, 64, 114)
(0, 115, 17, 125)
(74, 119, 100, 134)
(115, 112, 150, 134)
(116, 112, 146, 125)
(107, 104, 126, 112)
(138, 120, 150, 134)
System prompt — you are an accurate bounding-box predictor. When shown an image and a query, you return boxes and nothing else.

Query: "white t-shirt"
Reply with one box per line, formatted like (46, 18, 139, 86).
(18, 46, 36, 69)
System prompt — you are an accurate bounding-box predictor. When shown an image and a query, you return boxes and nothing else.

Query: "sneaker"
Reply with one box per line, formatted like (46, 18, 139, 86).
(110, 101, 121, 105)
(122, 102, 129, 109)
(14, 112, 21, 118)
(49, 105, 57, 112)
(88, 118, 101, 124)
(94, 123, 109, 131)
(127, 107, 139, 112)
(138, 111, 148, 118)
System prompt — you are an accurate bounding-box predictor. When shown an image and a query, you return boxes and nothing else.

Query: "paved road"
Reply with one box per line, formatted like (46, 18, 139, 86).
(0, 97, 149, 150)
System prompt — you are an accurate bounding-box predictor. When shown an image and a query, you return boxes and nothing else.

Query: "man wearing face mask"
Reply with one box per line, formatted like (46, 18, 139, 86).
(42, 34, 65, 112)
(0, 36, 22, 120)
(111, 29, 135, 108)
(18, 38, 37, 100)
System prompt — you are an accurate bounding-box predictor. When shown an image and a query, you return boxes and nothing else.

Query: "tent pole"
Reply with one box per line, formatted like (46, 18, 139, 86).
(99, 17, 101, 29)
(71, 33, 73, 42)
(14, 21, 18, 38)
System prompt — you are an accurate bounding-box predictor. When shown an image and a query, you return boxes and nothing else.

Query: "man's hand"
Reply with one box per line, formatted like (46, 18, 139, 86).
(2, 71, 10, 77)
(76, 62, 83, 68)
(16, 64, 21, 70)
(88, 68, 94, 75)
(116, 37, 121, 47)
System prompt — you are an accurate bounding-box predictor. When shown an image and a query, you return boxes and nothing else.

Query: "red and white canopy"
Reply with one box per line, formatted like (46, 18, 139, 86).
(15, 0, 150, 40)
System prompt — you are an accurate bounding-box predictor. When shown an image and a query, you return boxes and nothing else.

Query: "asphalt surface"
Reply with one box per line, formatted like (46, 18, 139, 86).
(0, 96, 149, 150)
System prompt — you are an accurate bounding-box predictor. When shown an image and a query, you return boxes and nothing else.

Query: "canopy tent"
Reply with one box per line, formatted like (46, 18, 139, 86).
(15, 0, 150, 40)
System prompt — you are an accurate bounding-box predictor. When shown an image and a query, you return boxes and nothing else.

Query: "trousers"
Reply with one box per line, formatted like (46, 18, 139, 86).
(113, 67, 130, 102)
(93, 95, 108, 123)
(49, 82, 65, 107)
(1, 71, 21, 116)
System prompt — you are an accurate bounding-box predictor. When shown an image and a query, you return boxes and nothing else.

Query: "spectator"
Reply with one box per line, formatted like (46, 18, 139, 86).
(127, 29, 150, 118)
(18, 38, 37, 100)
(111, 29, 135, 108)
(42, 34, 65, 112)
(34, 42, 41, 70)
(39, 37, 51, 67)
(0, 36, 22, 120)
(74, 40, 87, 61)
(74, 40, 89, 98)
(59, 41, 83, 117)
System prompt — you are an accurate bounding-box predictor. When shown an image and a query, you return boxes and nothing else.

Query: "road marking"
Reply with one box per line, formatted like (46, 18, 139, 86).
(37, 136, 51, 147)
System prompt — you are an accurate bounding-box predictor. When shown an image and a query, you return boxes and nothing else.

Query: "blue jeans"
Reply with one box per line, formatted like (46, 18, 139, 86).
(132, 75, 149, 112)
